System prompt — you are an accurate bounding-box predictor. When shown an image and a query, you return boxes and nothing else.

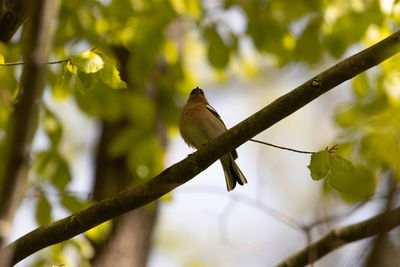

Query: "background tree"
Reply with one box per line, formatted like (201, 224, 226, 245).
(0, 0, 399, 266)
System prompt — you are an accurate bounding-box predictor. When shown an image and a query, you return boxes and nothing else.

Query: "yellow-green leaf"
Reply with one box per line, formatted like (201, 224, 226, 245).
(99, 56, 127, 89)
(71, 50, 104, 73)
(353, 72, 369, 98)
(86, 221, 112, 244)
(66, 61, 77, 74)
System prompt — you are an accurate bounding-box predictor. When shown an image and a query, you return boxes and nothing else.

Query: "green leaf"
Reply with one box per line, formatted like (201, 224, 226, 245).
(52, 65, 73, 99)
(308, 151, 331, 180)
(247, 16, 287, 56)
(33, 151, 54, 179)
(308, 150, 375, 202)
(127, 135, 164, 179)
(76, 70, 99, 92)
(328, 160, 375, 202)
(60, 195, 84, 213)
(206, 27, 230, 69)
(32, 151, 72, 190)
(295, 17, 322, 64)
(43, 107, 62, 147)
(99, 56, 127, 89)
(323, 1, 383, 58)
(360, 131, 400, 168)
(74, 80, 123, 120)
(70, 50, 104, 73)
(352, 72, 369, 98)
(335, 105, 362, 128)
(36, 196, 52, 225)
(125, 93, 155, 128)
(51, 154, 72, 191)
(86, 221, 112, 244)
(108, 127, 141, 157)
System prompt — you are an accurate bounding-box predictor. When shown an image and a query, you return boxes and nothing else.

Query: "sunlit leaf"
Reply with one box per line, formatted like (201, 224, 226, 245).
(86, 221, 112, 244)
(66, 61, 77, 75)
(0, 54, 4, 64)
(161, 192, 173, 202)
(70, 50, 104, 73)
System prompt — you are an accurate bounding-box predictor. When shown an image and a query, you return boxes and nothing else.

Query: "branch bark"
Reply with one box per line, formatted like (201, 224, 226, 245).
(277, 205, 400, 267)
(2, 29, 400, 266)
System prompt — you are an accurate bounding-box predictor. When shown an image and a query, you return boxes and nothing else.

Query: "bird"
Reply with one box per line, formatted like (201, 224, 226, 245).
(179, 87, 247, 191)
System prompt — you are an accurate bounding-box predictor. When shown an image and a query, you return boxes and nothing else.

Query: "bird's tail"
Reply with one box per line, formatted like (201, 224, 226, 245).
(220, 154, 247, 191)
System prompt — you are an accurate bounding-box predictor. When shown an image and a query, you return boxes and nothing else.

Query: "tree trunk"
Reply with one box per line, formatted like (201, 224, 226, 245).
(90, 46, 166, 267)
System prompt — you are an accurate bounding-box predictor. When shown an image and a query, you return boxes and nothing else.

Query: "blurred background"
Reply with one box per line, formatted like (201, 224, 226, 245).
(0, 0, 400, 266)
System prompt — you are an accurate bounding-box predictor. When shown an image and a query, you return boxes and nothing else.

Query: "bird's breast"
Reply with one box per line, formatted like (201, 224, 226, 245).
(179, 104, 226, 149)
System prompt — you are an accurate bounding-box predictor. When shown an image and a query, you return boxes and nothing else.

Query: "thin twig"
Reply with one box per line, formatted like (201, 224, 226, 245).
(0, 59, 69, 66)
(249, 139, 315, 154)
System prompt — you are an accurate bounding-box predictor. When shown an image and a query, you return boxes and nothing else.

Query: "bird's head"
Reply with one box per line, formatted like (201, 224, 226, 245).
(187, 86, 207, 103)
(190, 86, 204, 96)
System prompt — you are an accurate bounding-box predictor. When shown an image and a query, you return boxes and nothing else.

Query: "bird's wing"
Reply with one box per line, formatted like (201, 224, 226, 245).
(205, 103, 225, 128)
(205, 103, 238, 159)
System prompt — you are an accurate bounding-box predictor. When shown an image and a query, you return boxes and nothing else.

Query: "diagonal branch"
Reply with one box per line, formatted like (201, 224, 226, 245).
(2, 29, 400, 266)
(277, 205, 400, 267)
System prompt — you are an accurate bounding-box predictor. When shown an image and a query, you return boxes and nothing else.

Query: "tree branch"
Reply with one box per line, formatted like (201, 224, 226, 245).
(2, 29, 400, 266)
(277, 205, 400, 267)
(0, 0, 60, 251)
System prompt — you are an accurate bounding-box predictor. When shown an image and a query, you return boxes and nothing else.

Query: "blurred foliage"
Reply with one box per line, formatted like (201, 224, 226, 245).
(0, 0, 399, 265)
(308, 150, 375, 202)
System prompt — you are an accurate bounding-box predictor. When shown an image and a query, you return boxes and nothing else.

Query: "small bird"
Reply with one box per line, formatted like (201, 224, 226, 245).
(179, 87, 247, 191)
